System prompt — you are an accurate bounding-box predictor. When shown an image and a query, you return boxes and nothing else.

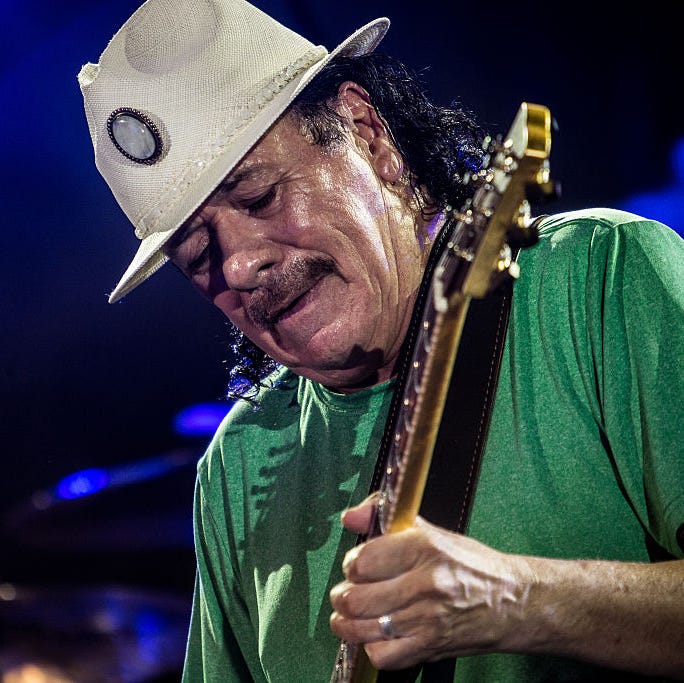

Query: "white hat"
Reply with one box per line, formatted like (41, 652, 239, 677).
(78, 0, 389, 303)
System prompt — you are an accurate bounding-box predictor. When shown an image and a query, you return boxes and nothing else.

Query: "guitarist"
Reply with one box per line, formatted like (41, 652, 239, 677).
(78, 0, 684, 680)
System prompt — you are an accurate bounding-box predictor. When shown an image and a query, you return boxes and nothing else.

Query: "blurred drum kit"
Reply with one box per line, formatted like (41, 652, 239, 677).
(0, 403, 231, 682)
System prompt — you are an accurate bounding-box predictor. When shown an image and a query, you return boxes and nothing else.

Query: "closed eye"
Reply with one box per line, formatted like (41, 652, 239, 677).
(244, 185, 277, 214)
(176, 228, 212, 277)
(188, 244, 210, 274)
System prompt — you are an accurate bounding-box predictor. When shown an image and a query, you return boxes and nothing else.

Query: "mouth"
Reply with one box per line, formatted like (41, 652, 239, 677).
(265, 275, 325, 327)
(246, 274, 326, 330)
(276, 277, 324, 323)
(246, 255, 335, 330)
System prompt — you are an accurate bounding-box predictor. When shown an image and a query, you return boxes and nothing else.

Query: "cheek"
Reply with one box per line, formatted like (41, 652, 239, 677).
(317, 195, 394, 282)
(212, 291, 245, 328)
(286, 154, 388, 246)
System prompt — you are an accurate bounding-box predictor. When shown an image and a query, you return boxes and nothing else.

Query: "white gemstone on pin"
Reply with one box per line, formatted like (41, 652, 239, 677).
(107, 108, 162, 164)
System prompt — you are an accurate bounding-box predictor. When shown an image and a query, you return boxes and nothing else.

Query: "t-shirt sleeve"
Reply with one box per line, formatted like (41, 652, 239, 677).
(182, 451, 263, 682)
(586, 214, 684, 557)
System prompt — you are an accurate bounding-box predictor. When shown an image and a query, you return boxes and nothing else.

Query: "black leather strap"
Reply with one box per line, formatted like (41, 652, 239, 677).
(418, 282, 514, 683)
(418, 281, 513, 534)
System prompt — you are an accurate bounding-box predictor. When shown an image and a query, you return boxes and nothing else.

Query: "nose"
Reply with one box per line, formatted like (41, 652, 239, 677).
(221, 245, 280, 290)
(212, 215, 283, 292)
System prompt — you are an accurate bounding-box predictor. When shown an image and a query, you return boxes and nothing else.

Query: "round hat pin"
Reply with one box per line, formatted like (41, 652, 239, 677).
(107, 108, 163, 164)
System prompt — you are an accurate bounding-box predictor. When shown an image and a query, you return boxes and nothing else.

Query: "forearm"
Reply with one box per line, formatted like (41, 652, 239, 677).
(511, 555, 684, 678)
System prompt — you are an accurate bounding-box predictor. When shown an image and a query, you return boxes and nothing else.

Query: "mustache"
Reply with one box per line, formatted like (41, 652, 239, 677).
(246, 255, 335, 329)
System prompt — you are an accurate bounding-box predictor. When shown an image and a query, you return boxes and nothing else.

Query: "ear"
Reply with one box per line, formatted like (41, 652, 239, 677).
(336, 81, 404, 183)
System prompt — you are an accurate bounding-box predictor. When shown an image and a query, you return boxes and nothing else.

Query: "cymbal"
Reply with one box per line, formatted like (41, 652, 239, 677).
(0, 584, 190, 682)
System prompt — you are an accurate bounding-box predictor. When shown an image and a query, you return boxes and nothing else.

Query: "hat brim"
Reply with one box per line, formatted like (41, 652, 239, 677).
(108, 17, 389, 303)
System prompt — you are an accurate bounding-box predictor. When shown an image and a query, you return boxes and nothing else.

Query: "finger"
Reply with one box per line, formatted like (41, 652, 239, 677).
(330, 608, 406, 645)
(330, 609, 423, 670)
(331, 600, 469, 671)
(364, 637, 423, 672)
(330, 568, 435, 619)
(330, 600, 439, 655)
(341, 493, 380, 535)
(342, 527, 426, 582)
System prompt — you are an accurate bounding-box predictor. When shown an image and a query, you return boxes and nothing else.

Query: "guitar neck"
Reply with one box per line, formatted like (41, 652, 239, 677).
(330, 102, 554, 683)
(331, 285, 471, 683)
(369, 285, 471, 540)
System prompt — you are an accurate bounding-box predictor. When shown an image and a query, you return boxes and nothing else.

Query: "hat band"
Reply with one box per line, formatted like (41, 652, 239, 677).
(134, 45, 327, 239)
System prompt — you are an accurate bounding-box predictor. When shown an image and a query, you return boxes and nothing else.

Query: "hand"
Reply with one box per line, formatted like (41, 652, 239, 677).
(329, 497, 533, 670)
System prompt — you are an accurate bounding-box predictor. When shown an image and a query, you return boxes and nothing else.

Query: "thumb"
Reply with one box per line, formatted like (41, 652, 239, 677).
(341, 493, 380, 534)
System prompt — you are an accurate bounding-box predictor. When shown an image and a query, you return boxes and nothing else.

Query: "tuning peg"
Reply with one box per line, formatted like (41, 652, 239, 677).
(488, 249, 520, 293)
(503, 200, 540, 251)
(508, 223, 540, 250)
(525, 158, 561, 204)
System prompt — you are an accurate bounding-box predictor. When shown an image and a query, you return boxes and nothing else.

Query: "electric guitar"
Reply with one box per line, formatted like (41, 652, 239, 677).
(330, 101, 555, 683)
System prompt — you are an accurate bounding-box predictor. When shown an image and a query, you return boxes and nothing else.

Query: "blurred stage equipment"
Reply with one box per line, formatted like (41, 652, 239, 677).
(0, 584, 189, 682)
(0, 401, 236, 682)
(3, 400, 232, 552)
(3, 449, 199, 551)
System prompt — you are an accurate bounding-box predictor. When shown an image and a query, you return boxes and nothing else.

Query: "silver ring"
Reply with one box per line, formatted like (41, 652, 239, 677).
(378, 613, 395, 639)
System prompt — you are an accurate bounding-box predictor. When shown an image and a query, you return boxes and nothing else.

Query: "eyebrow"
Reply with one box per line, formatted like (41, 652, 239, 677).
(214, 163, 273, 197)
(164, 213, 207, 256)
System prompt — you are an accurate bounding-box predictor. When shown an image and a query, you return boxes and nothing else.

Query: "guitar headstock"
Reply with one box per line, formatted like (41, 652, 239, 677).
(435, 102, 556, 309)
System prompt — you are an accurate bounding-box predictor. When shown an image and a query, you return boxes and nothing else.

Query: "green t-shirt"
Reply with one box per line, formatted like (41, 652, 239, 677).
(182, 209, 684, 682)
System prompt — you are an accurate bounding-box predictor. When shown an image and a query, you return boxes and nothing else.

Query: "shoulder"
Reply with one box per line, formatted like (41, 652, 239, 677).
(197, 366, 301, 479)
(221, 366, 300, 432)
(523, 208, 683, 281)
(534, 207, 682, 250)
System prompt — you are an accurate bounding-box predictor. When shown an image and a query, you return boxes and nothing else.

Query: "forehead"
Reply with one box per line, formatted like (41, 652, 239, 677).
(236, 112, 312, 170)
(208, 112, 329, 201)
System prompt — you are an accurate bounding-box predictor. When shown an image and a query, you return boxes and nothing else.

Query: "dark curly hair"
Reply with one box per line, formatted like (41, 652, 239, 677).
(225, 53, 485, 401)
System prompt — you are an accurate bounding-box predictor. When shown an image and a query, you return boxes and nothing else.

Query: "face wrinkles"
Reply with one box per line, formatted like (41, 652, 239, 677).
(168, 111, 428, 390)
(213, 164, 279, 207)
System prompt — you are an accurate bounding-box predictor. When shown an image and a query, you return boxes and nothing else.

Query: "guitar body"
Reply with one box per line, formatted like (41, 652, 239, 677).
(330, 102, 555, 683)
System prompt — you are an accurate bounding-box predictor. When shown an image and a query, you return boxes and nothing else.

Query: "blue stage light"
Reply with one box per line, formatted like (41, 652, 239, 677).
(619, 137, 684, 236)
(173, 402, 233, 436)
(52, 450, 197, 502)
(55, 467, 110, 500)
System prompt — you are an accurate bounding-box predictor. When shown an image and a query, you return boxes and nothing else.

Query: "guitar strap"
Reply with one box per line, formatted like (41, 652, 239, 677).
(366, 216, 546, 683)
(414, 281, 514, 683)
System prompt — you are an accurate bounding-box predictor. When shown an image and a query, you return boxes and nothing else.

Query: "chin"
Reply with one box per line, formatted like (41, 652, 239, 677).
(264, 314, 391, 386)
(289, 344, 388, 392)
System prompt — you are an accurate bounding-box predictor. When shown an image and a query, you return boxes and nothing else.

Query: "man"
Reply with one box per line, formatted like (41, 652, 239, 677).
(78, 0, 684, 680)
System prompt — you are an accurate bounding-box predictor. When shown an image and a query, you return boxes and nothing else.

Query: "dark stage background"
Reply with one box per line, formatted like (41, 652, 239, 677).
(1, 0, 682, 680)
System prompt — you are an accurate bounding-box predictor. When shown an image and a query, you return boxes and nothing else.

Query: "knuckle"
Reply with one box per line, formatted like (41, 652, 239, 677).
(345, 545, 371, 581)
(329, 611, 341, 634)
(429, 564, 458, 600)
(329, 611, 351, 639)
(337, 587, 362, 617)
